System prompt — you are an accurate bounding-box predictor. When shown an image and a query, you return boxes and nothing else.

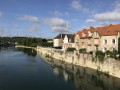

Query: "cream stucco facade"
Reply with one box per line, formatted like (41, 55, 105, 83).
(53, 39, 63, 48)
(75, 30, 120, 52)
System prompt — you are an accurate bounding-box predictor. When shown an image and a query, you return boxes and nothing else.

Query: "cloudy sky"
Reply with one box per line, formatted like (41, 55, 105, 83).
(0, 0, 120, 38)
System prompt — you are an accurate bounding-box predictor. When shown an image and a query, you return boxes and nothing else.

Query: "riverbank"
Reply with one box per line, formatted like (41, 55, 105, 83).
(15, 45, 37, 50)
(38, 52, 120, 90)
(37, 46, 120, 78)
(15, 45, 120, 78)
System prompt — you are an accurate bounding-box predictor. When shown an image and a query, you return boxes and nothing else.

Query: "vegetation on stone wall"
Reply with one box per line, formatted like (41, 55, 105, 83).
(67, 48, 76, 52)
(96, 51, 105, 62)
(105, 50, 118, 59)
(79, 48, 86, 53)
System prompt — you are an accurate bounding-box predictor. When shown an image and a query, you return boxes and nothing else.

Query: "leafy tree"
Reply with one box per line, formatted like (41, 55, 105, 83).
(118, 38, 120, 53)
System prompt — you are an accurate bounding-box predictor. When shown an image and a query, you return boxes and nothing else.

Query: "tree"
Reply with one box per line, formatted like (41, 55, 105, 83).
(118, 38, 120, 53)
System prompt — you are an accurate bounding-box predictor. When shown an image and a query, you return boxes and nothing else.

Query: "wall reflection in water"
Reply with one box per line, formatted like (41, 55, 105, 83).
(16, 48, 37, 57)
(45, 59, 120, 90)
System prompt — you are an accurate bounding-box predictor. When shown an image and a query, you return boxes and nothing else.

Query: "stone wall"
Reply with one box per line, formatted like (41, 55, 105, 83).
(39, 56, 120, 90)
(37, 46, 120, 78)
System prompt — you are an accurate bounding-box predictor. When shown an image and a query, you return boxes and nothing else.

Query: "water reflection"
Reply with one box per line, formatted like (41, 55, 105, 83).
(16, 48, 37, 57)
(44, 59, 120, 90)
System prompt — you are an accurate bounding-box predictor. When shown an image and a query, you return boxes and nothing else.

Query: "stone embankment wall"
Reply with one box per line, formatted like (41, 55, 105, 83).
(37, 46, 120, 78)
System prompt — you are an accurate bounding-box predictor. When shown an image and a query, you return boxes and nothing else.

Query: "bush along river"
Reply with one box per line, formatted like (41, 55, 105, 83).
(0, 47, 120, 90)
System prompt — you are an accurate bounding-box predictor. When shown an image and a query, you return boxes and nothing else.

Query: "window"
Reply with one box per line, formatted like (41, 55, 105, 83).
(104, 39, 107, 44)
(88, 39, 91, 44)
(112, 39, 115, 44)
(95, 46, 98, 51)
(88, 31, 92, 36)
(104, 47, 107, 52)
(95, 31, 98, 37)
(113, 48, 115, 51)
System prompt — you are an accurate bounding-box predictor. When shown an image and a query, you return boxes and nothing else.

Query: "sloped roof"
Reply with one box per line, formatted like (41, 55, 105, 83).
(77, 24, 120, 38)
(54, 34, 75, 39)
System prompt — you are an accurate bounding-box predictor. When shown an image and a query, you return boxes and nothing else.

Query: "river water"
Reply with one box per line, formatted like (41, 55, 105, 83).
(0, 47, 120, 90)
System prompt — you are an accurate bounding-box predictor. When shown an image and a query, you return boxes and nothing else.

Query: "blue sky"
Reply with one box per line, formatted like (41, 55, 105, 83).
(0, 0, 120, 38)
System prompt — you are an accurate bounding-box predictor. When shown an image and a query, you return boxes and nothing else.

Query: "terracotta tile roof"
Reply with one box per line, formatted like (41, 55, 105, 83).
(77, 24, 120, 38)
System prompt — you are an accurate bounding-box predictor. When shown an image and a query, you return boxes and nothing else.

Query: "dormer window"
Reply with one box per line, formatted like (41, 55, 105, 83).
(88, 31, 92, 36)
(82, 33, 86, 37)
(95, 31, 98, 37)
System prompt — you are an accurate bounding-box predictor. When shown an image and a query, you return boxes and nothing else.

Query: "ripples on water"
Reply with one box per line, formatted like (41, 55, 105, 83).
(0, 47, 120, 90)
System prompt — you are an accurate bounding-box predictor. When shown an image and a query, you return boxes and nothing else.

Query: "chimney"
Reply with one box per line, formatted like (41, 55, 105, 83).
(90, 26, 94, 30)
(109, 24, 112, 27)
(61, 34, 62, 38)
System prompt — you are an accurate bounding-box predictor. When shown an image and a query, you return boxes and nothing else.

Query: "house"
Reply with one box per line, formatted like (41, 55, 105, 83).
(53, 34, 75, 49)
(75, 24, 120, 52)
(62, 34, 75, 50)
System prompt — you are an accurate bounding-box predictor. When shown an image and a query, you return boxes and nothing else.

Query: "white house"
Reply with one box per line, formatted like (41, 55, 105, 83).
(53, 34, 75, 49)
(62, 34, 75, 50)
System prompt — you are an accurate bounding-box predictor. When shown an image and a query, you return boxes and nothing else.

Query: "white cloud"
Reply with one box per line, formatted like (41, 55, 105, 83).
(95, 11, 120, 22)
(0, 24, 20, 29)
(18, 15, 39, 22)
(85, 2, 120, 26)
(0, 12, 2, 18)
(85, 19, 96, 23)
(95, 3, 120, 22)
(44, 18, 71, 33)
(71, 0, 89, 12)
(51, 11, 69, 16)
(27, 24, 41, 32)
(52, 11, 63, 16)
(81, 26, 89, 30)
(99, 21, 109, 26)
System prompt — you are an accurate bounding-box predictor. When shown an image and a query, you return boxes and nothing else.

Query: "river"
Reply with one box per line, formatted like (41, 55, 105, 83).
(0, 47, 120, 90)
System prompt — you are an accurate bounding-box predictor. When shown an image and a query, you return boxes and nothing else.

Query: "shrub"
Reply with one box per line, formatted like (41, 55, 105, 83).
(31, 43, 38, 47)
(79, 48, 86, 53)
(113, 50, 118, 59)
(98, 55, 104, 62)
(92, 57, 95, 62)
(96, 51, 105, 62)
(105, 50, 114, 58)
(105, 50, 118, 59)
(67, 48, 76, 52)
(96, 51, 105, 57)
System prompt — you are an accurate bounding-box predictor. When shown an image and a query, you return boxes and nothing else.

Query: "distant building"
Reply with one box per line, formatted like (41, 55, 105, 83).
(47, 39, 53, 43)
(75, 24, 120, 52)
(53, 34, 75, 49)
